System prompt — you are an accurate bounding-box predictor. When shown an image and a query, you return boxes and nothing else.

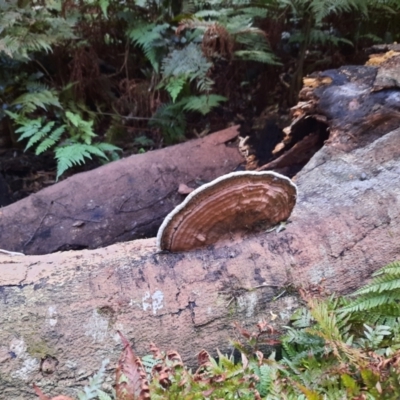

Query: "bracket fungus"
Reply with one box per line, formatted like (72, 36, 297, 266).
(156, 171, 297, 252)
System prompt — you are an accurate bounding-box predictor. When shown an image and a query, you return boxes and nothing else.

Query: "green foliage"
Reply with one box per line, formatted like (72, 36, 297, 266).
(55, 142, 114, 180)
(6, 88, 120, 180)
(127, 22, 171, 73)
(0, 0, 76, 60)
(182, 94, 227, 115)
(2, 0, 400, 179)
(340, 261, 400, 326)
(149, 102, 187, 143)
(77, 359, 111, 400)
(11, 82, 62, 113)
(160, 42, 214, 100)
(126, 0, 280, 138)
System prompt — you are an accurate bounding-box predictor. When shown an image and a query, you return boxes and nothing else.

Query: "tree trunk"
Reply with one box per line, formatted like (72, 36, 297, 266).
(0, 126, 243, 255)
(1, 124, 399, 398)
(1, 54, 400, 398)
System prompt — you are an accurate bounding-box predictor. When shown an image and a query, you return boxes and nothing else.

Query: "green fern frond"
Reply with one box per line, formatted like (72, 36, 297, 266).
(12, 116, 42, 140)
(290, 307, 313, 329)
(94, 142, 121, 153)
(161, 43, 212, 82)
(141, 354, 161, 381)
(350, 262, 400, 296)
(256, 364, 275, 396)
(308, 29, 353, 46)
(55, 143, 108, 180)
(77, 359, 109, 400)
(25, 121, 56, 150)
(235, 50, 280, 64)
(310, 0, 369, 24)
(340, 293, 400, 314)
(373, 261, 400, 276)
(339, 261, 400, 325)
(0, 3, 76, 60)
(127, 22, 170, 72)
(181, 94, 226, 115)
(98, 0, 110, 18)
(35, 125, 66, 155)
(12, 88, 62, 113)
(238, 7, 269, 19)
(150, 102, 187, 143)
(163, 76, 187, 102)
(64, 111, 97, 143)
(97, 390, 113, 400)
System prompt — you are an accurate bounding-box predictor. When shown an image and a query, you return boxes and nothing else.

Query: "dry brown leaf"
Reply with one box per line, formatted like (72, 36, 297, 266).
(116, 331, 150, 400)
(197, 350, 211, 366)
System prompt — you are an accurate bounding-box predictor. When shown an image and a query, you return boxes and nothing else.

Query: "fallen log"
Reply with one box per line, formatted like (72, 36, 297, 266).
(2, 55, 400, 398)
(1, 123, 399, 398)
(0, 126, 243, 255)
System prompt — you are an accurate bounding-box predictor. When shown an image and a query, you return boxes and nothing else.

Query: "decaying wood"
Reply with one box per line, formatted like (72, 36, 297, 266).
(1, 57, 400, 398)
(0, 126, 243, 255)
(1, 123, 399, 399)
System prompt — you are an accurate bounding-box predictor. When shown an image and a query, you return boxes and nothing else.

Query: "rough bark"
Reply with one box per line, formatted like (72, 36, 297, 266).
(0, 126, 243, 255)
(0, 124, 399, 399)
(2, 57, 400, 398)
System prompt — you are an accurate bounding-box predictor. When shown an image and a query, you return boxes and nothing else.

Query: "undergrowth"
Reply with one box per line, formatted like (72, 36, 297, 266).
(1, 0, 400, 178)
(33, 260, 400, 399)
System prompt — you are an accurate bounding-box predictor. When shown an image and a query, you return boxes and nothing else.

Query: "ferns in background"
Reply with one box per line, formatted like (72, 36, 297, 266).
(0, 0, 76, 60)
(6, 84, 120, 180)
(127, 22, 171, 73)
(2, 0, 400, 178)
(126, 0, 281, 138)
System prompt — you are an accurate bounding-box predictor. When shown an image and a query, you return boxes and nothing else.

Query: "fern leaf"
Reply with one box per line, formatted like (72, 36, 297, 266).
(35, 125, 66, 155)
(350, 263, 400, 296)
(94, 142, 121, 153)
(161, 43, 212, 82)
(98, 0, 110, 18)
(77, 359, 109, 400)
(55, 143, 103, 179)
(12, 89, 62, 113)
(182, 94, 226, 115)
(340, 293, 400, 314)
(97, 390, 112, 400)
(257, 364, 275, 396)
(374, 261, 400, 276)
(25, 121, 55, 150)
(128, 22, 170, 72)
(141, 354, 161, 381)
(14, 118, 43, 141)
(64, 111, 97, 143)
(164, 76, 186, 102)
(65, 110, 82, 127)
(235, 50, 281, 64)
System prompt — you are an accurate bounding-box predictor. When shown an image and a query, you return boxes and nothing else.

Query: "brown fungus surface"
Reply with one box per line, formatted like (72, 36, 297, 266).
(156, 171, 297, 252)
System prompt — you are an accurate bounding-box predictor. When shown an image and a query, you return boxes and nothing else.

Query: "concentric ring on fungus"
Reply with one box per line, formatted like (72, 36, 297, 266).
(156, 171, 297, 252)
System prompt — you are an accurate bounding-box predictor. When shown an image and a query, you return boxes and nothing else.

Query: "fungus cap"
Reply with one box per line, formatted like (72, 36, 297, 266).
(157, 171, 297, 252)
